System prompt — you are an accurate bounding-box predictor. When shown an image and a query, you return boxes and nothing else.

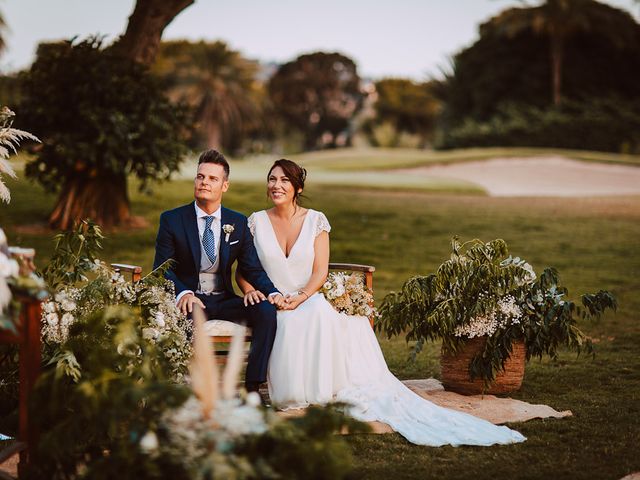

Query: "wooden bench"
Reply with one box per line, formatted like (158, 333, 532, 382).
(204, 263, 376, 362)
(111, 262, 376, 362)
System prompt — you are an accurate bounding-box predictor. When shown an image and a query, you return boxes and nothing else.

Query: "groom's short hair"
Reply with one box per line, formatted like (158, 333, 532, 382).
(198, 149, 230, 179)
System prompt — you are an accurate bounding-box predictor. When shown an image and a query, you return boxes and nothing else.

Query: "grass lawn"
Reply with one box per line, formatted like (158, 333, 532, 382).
(283, 146, 640, 170)
(1, 165, 639, 479)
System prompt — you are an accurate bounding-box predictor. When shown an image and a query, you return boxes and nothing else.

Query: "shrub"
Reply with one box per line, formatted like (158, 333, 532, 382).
(436, 97, 640, 153)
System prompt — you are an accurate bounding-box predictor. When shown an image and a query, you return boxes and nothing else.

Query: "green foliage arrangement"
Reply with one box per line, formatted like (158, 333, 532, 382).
(154, 397, 365, 480)
(18, 37, 189, 229)
(377, 238, 616, 384)
(18, 222, 365, 479)
(41, 220, 104, 290)
(38, 220, 191, 382)
(26, 305, 193, 480)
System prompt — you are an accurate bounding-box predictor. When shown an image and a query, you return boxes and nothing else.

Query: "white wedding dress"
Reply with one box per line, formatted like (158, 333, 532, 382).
(249, 209, 526, 447)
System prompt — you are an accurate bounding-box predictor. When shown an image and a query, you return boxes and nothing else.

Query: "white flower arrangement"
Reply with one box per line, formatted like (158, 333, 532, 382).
(322, 271, 376, 318)
(454, 294, 524, 338)
(156, 394, 271, 468)
(152, 308, 273, 473)
(41, 261, 192, 381)
(450, 255, 535, 340)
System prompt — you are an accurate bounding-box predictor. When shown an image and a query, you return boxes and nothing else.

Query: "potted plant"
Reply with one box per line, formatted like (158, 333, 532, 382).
(377, 238, 616, 394)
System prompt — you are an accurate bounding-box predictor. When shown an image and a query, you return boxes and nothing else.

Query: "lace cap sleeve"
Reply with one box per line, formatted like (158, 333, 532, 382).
(247, 212, 257, 237)
(314, 211, 331, 237)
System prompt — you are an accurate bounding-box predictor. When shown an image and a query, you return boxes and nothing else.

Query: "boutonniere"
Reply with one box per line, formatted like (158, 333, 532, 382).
(222, 224, 235, 242)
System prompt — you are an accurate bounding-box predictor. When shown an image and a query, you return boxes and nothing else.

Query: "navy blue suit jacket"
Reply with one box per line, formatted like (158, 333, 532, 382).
(153, 203, 277, 297)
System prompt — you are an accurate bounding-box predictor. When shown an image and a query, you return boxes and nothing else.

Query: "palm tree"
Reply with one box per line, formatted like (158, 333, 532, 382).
(0, 9, 7, 56)
(154, 40, 263, 150)
(483, 0, 638, 105)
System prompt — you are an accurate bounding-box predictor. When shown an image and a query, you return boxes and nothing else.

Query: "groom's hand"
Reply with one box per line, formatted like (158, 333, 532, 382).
(268, 292, 286, 309)
(177, 293, 205, 316)
(243, 289, 267, 306)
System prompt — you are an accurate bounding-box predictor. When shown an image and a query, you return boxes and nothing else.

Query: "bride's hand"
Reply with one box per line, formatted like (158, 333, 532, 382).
(282, 292, 307, 310)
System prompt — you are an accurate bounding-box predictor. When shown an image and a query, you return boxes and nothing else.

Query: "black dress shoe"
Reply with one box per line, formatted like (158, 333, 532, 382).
(245, 382, 271, 407)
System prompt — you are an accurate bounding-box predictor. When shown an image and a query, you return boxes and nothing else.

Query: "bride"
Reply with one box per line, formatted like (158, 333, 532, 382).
(236, 159, 526, 447)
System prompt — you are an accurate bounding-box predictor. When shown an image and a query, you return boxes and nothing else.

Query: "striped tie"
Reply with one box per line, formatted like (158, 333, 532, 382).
(202, 216, 216, 265)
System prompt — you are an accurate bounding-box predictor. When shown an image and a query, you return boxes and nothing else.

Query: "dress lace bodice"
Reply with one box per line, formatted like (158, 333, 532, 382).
(249, 209, 330, 295)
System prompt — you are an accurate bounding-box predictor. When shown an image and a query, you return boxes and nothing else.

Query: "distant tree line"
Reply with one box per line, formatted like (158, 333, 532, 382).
(437, 0, 640, 152)
(1, 0, 639, 231)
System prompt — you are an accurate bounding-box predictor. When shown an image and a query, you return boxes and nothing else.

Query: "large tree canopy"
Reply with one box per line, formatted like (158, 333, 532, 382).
(483, 0, 638, 105)
(268, 52, 363, 150)
(154, 40, 263, 152)
(19, 38, 188, 229)
(439, 0, 640, 128)
(11, 0, 196, 229)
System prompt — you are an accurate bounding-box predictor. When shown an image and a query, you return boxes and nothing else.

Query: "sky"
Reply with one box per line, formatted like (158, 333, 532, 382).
(1, 0, 638, 80)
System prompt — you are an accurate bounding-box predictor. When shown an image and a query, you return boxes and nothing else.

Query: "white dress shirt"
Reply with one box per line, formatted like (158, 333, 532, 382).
(175, 202, 222, 303)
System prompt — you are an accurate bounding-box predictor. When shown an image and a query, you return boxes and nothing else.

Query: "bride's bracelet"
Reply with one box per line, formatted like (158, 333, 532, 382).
(297, 290, 310, 300)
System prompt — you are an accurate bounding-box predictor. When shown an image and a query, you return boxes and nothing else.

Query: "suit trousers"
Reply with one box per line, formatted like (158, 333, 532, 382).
(196, 291, 277, 384)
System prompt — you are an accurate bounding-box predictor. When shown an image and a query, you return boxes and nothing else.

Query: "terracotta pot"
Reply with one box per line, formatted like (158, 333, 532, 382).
(440, 337, 526, 395)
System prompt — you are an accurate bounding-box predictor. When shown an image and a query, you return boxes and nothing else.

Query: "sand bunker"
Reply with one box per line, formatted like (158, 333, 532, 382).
(402, 156, 640, 197)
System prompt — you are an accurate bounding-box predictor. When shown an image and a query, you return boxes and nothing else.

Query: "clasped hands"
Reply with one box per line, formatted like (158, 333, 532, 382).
(177, 290, 307, 315)
(243, 290, 307, 310)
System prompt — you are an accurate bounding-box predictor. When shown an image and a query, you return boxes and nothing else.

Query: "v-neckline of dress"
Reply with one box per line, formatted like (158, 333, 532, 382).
(264, 209, 311, 259)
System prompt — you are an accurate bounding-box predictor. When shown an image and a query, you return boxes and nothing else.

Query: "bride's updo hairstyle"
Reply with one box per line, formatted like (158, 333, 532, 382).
(268, 159, 307, 204)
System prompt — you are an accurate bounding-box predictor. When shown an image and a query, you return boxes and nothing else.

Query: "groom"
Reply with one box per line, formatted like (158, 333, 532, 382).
(153, 149, 284, 393)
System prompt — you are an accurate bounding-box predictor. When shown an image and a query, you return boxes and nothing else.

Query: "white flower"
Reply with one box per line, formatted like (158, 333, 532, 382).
(153, 311, 166, 328)
(323, 281, 332, 290)
(61, 299, 76, 312)
(142, 327, 160, 340)
(61, 313, 74, 326)
(139, 431, 159, 453)
(223, 224, 235, 242)
(45, 312, 59, 326)
(246, 391, 262, 408)
(215, 400, 268, 436)
(42, 301, 57, 313)
(54, 291, 68, 302)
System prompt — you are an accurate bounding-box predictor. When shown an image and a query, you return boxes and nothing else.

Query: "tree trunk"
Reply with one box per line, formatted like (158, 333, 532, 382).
(550, 33, 564, 106)
(112, 0, 195, 65)
(204, 116, 222, 150)
(48, 176, 131, 230)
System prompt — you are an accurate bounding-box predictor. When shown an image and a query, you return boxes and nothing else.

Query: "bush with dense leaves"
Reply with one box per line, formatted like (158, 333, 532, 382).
(436, 97, 640, 153)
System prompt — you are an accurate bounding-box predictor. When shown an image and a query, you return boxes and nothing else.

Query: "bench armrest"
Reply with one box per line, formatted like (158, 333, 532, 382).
(328, 263, 375, 273)
(110, 263, 142, 282)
